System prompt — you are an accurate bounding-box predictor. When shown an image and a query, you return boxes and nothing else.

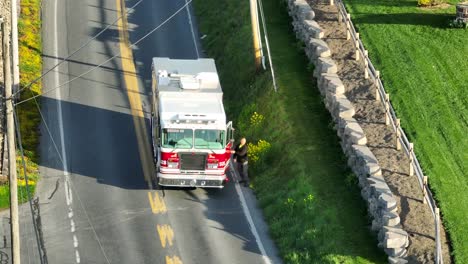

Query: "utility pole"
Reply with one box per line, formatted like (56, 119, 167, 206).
(249, 0, 262, 69)
(2, 15, 21, 264)
(11, 0, 20, 96)
(0, 15, 4, 177)
(10, 0, 22, 261)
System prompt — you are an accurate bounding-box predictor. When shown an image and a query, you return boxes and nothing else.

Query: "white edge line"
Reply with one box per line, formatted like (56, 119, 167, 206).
(54, 0, 70, 178)
(53, 0, 80, 262)
(230, 166, 273, 264)
(75, 250, 80, 263)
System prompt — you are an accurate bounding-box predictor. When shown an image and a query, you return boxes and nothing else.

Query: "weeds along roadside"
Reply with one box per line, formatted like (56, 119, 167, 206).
(0, 0, 41, 208)
(194, 0, 386, 262)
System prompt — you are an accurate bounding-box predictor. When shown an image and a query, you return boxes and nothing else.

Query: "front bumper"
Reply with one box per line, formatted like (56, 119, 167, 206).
(157, 172, 227, 188)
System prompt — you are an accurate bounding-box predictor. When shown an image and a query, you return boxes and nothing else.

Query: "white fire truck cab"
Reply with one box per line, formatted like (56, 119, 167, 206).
(150, 57, 234, 188)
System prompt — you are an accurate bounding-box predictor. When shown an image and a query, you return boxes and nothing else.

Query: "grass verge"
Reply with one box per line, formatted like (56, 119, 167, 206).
(343, 0, 468, 262)
(0, 0, 42, 209)
(194, 0, 386, 262)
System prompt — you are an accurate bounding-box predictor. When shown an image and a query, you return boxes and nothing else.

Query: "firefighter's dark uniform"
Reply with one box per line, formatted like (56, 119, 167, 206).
(233, 143, 249, 186)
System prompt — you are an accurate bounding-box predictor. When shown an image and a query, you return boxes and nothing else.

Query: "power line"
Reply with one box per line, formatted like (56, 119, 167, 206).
(15, 0, 195, 179)
(184, 0, 200, 58)
(7, 1, 193, 262)
(13, 109, 46, 264)
(11, 0, 144, 98)
(8, 0, 147, 257)
(257, 0, 278, 92)
(31, 90, 65, 165)
(24, 89, 112, 263)
(24, 92, 113, 264)
(14, 0, 193, 106)
(12, 0, 194, 204)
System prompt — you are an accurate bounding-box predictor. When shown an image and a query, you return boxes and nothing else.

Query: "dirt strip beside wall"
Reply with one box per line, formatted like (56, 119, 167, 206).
(307, 1, 451, 263)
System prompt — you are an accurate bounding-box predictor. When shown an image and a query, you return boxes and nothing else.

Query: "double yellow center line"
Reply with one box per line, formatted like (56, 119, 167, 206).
(114, 0, 182, 263)
(149, 192, 181, 263)
(115, 0, 154, 187)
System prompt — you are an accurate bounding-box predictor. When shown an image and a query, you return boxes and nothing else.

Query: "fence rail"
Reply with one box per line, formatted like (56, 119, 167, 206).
(334, 0, 443, 262)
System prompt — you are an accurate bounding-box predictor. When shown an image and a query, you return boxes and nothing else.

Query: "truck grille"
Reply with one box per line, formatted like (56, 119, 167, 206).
(179, 153, 207, 171)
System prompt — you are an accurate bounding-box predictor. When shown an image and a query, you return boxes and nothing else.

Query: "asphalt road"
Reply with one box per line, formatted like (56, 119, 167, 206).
(16, 0, 282, 263)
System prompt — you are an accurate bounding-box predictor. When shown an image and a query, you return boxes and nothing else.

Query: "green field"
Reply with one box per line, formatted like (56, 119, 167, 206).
(194, 0, 386, 263)
(344, 0, 468, 262)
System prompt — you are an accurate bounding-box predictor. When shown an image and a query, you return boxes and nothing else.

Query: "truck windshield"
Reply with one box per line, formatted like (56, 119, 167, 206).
(194, 129, 225, 150)
(161, 129, 193, 149)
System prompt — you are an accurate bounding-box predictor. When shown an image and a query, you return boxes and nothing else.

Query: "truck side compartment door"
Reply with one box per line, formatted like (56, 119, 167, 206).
(225, 121, 234, 167)
(151, 68, 160, 164)
(226, 121, 234, 147)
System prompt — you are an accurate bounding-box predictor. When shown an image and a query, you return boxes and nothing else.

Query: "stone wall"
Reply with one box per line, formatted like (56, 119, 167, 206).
(286, 0, 409, 262)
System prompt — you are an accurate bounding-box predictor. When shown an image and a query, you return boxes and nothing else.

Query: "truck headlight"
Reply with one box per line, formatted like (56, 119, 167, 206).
(167, 158, 179, 168)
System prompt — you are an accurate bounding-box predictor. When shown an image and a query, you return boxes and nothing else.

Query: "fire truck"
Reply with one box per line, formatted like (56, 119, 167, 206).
(150, 57, 234, 188)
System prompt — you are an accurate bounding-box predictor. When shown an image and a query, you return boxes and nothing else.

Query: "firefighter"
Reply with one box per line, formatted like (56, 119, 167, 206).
(231, 137, 249, 187)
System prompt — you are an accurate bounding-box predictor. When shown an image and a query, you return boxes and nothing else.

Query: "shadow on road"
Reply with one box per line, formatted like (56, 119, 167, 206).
(161, 171, 266, 260)
(39, 96, 150, 190)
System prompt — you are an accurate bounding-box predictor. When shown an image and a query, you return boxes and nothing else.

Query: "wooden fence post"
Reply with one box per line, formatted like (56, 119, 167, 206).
(375, 70, 381, 101)
(364, 50, 369, 79)
(396, 119, 401, 150)
(330, 0, 334, 6)
(355, 33, 360, 61)
(423, 176, 428, 204)
(385, 93, 390, 125)
(435, 207, 441, 264)
(346, 14, 351, 40)
(409, 143, 414, 176)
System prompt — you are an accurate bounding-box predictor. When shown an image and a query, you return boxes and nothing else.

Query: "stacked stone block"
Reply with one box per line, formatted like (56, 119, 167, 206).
(285, 0, 408, 262)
